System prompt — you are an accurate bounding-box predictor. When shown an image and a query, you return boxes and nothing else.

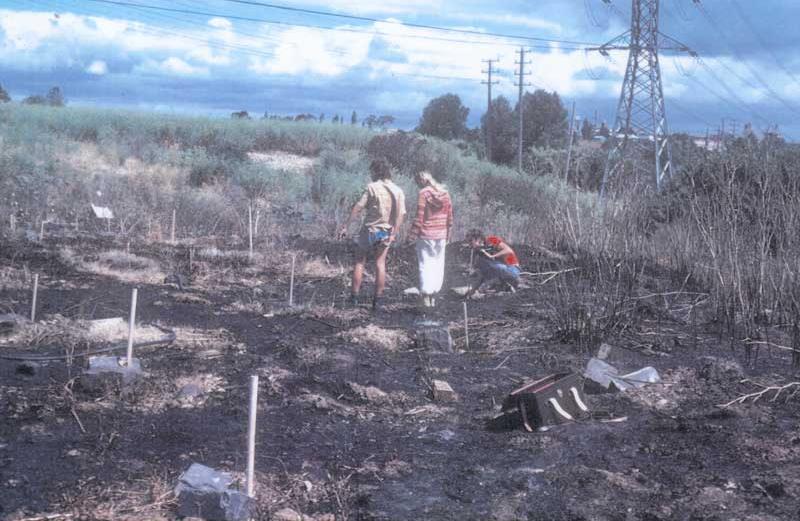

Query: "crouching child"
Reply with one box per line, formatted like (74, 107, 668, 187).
(465, 229, 521, 298)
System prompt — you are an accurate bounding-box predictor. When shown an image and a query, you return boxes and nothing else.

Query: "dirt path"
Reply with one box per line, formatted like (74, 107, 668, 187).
(1, 236, 799, 520)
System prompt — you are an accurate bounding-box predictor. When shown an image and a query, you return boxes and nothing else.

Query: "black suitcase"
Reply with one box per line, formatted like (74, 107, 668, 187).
(501, 373, 589, 432)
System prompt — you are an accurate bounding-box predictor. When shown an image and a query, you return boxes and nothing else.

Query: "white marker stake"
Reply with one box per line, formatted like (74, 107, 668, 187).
(10, 214, 15, 232)
(30, 274, 39, 322)
(246, 375, 259, 498)
(469, 248, 474, 274)
(170, 209, 176, 244)
(126, 288, 138, 366)
(248, 204, 254, 260)
(463, 301, 469, 351)
(289, 254, 296, 307)
(39, 220, 45, 242)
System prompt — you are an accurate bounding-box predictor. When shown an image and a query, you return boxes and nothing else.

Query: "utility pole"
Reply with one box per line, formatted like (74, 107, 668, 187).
(590, 0, 696, 197)
(564, 101, 577, 182)
(482, 58, 500, 162)
(514, 47, 531, 172)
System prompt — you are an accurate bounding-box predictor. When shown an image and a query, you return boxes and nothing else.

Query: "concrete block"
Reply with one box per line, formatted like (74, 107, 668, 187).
(78, 356, 143, 394)
(175, 463, 252, 521)
(413, 320, 453, 353)
(431, 379, 457, 402)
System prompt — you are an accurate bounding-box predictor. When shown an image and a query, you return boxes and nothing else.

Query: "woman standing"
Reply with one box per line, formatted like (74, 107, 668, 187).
(408, 171, 454, 308)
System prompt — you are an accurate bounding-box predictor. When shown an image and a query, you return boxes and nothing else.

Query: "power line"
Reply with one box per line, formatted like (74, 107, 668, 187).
(689, 1, 800, 117)
(78, 0, 591, 51)
(219, 0, 602, 47)
(729, 0, 800, 86)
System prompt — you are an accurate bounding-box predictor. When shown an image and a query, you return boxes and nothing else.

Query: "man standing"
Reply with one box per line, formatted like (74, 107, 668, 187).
(338, 159, 406, 310)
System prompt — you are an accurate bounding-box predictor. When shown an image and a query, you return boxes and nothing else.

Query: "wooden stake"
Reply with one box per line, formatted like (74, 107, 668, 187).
(248, 203, 254, 259)
(30, 274, 39, 323)
(289, 254, 296, 307)
(246, 375, 259, 498)
(9, 214, 15, 232)
(170, 209, 176, 244)
(39, 220, 45, 242)
(463, 301, 469, 351)
(126, 288, 138, 366)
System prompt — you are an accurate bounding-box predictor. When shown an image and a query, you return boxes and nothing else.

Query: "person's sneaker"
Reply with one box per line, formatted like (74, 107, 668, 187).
(372, 295, 385, 312)
(349, 294, 360, 307)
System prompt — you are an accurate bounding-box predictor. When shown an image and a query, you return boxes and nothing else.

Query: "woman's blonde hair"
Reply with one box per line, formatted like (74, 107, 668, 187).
(416, 170, 447, 192)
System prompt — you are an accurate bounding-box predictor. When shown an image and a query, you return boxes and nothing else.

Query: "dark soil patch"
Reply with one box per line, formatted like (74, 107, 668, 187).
(1, 234, 799, 520)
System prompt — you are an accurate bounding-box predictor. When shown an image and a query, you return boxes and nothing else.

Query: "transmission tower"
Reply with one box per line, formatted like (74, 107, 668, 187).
(591, 0, 696, 197)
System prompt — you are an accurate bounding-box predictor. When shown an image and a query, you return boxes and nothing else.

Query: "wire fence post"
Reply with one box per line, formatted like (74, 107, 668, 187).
(246, 375, 259, 498)
(30, 274, 39, 323)
(463, 301, 469, 350)
(126, 288, 138, 366)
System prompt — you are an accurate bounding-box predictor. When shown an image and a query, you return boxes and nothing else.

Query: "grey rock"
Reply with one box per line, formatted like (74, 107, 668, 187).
(273, 508, 303, 521)
(698, 356, 744, 382)
(175, 463, 253, 521)
(178, 383, 204, 400)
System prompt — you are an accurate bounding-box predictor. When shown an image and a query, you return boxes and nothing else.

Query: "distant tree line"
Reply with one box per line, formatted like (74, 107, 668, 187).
(0, 84, 66, 107)
(415, 91, 613, 167)
(230, 109, 395, 129)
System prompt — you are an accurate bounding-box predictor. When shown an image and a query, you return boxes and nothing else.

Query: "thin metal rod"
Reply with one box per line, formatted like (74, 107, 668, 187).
(248, 203, 254, 259)
(30, 274, 39, 322)
(564, 101, 576, 181)
(463, 301, 469, 350)
(171, 208, 176, 244)
(289, 254, 296, 306)
(246, 375, 259, 498)
(126, 288, 138, 366)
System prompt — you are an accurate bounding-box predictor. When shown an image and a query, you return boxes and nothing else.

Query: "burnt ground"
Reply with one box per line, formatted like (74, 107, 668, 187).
(1, 233, 799, 521)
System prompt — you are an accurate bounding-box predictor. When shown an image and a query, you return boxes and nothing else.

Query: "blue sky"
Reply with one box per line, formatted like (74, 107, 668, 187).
(1, 0, 799, 138)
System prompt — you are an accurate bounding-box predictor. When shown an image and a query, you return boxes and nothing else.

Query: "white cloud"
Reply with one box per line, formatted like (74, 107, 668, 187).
(134, 57, 209, 77)
(86, 60, 108, 75)
(208, 17, 233, 30)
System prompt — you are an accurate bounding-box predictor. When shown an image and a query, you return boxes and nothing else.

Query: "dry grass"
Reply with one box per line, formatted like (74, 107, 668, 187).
(0, 265, 32, 291)
(0, 314, 89, 353)
(339, 324, 410, 351)
(248, 151, 316, 173)
(61, 248, 165, 284)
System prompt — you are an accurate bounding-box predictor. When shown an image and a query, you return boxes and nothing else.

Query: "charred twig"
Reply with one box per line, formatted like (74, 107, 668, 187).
(718, 380, 800, 407)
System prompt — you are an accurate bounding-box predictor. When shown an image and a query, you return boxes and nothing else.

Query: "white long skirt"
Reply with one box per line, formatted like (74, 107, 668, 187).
(416, 239, 447, 295)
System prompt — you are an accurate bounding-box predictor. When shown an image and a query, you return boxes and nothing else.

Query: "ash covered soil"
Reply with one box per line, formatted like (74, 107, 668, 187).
(1, 234, 799, 521)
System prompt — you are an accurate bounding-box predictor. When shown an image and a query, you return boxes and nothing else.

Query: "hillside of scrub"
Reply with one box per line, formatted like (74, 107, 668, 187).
(0, 103, 589, 250)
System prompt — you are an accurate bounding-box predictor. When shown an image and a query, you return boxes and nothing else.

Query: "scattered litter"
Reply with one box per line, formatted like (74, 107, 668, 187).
(497, 373, 589, 432)
(412, 320, 453, 353)
(599, 416, 629, 423)
(90, 204, 114, 219)
(596, 343, 612, 360)
(175, 463, 252, 521)
(584, 358, 661, 393)
(403, 287, 420, 296)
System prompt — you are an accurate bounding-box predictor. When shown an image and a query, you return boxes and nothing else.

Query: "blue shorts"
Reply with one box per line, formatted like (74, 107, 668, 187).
(477, 258, 521, 286)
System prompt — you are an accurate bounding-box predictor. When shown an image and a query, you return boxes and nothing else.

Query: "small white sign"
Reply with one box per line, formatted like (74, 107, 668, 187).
(91, 204, 114, 219)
